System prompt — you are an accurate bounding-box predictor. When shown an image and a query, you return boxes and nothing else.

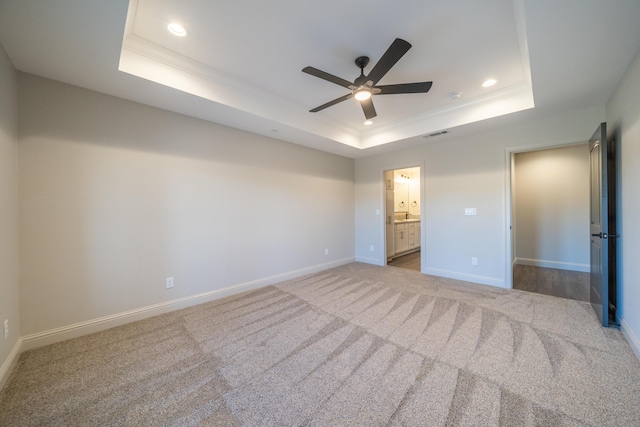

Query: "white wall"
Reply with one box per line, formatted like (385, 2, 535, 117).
(607, 46, 640, 357)
(355, 105, 603, 287)
(18, 74, 355, 342)
(0, 44, 19, 387)
(514, 144, 590, 271)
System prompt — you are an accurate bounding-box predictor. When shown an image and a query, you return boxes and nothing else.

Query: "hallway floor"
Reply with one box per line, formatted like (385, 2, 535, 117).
(513, 264, 589, 302)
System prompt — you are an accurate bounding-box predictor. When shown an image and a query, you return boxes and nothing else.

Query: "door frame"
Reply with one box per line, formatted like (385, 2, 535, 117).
(504, 140, 590, 289)
(380, 161, 425, 271)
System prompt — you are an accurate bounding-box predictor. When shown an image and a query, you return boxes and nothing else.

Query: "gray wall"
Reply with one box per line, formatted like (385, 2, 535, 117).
(17, 74, 355, 340)
(0, 44, 19, 387)
(607, 45, 640, 356)
(514, 144, 590, 271)
(355, 105, 602, 289)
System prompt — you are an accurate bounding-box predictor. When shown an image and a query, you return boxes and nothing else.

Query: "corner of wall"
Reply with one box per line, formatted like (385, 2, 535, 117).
(0, 339, 22, 390)
(0, 40, 20, 391)
(621, 319, 640, 363)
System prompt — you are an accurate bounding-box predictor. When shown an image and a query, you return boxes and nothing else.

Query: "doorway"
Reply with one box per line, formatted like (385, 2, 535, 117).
(510, 144, 591, 302)
(385, 167, 421, 271)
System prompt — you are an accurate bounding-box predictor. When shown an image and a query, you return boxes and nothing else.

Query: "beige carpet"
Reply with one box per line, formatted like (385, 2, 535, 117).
(1, 262, 639, 426)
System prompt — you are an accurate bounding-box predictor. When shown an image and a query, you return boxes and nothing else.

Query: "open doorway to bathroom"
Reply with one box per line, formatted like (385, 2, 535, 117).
(385, 167, 421, 271)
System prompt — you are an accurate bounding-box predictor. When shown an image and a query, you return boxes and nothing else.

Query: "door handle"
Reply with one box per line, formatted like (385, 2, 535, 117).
(591, 232, 608, 239)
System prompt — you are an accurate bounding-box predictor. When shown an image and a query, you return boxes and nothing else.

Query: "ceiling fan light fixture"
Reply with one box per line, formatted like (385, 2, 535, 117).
(354, 87, 372, 101)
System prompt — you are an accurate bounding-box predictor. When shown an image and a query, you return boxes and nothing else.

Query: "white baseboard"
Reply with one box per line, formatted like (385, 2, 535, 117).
(621, 319, 640, 363)
(0, 338, 22, 391)
(515, 257, 589, 273)
(19, 257, 355, 353)
(355, 256, 385, 266)
(422, 267, 505, 288)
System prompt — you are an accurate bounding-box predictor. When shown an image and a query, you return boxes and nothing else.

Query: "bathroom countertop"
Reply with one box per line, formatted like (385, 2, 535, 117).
(394, 219, 420, 224)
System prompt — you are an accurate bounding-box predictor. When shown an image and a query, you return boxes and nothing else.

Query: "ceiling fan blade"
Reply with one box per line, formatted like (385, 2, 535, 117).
(360, 98, 377, 120)
(366, 38, 412, 85)
(309, 93, 353, 112)
(302, 66, 357, 89)
(377, 81, 433, 95)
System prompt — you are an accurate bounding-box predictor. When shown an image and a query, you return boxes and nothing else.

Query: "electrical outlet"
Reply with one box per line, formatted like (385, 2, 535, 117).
(166, 277, 174, 289)
(4, 319, 8, 339)
(325, 248, 329, 256)
(369, 245, 374, 252)
(471, 257, 478, 266)
(465, 208, 477, 216)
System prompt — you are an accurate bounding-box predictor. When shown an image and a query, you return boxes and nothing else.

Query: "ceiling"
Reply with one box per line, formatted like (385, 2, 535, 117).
(1, 0, 639, 158)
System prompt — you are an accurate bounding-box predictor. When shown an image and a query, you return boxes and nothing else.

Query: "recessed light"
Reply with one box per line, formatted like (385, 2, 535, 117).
(364, 120, 373, 126)
(167, 23, 187, 37)
(482, 79, 497, 88)
(450, 91, 462, 100)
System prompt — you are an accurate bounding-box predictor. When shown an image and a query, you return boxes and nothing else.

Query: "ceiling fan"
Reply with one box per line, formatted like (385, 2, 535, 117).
(302, 38, 432, 121)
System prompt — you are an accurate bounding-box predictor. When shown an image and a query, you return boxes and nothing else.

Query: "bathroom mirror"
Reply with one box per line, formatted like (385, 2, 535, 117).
(394, 168, 420, 214)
